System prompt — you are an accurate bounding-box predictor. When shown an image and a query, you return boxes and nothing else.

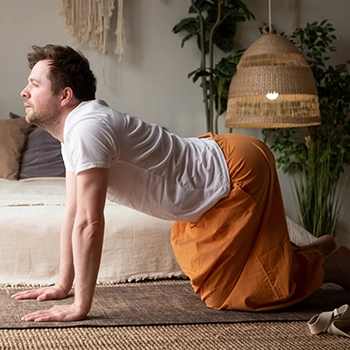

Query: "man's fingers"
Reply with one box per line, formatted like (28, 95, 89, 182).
(21, 310, 56, 322)
(11, 290, 40, 300)
(11, 286, 68, 301)
(20, 304, 86, 323)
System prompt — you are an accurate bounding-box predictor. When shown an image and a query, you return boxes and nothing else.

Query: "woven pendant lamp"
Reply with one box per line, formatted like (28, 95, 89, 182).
(225, 28, 321, 128)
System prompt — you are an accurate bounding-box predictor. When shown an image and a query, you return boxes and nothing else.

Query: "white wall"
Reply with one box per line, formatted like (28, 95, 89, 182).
(0, 0, 206, 136)
(1, 0, 349, 245)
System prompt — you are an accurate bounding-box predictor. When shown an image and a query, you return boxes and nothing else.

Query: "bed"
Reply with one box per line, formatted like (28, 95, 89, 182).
(0, 177, 184, 285)
(0, 115, 315, 286)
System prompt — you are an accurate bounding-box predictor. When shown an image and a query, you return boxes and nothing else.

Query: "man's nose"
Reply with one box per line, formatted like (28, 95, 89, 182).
(20, 86, 29, 98)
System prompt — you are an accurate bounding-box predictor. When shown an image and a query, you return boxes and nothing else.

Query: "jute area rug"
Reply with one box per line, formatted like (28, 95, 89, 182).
(2, 322, 350, 350)
(1, 280, 350, 349)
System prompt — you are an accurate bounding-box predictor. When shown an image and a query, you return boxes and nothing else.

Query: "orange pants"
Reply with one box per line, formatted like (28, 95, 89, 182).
(171, 133, 324, 311)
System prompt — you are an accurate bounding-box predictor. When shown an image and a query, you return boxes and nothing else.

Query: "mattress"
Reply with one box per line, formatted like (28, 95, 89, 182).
(0, 177, 185, 285)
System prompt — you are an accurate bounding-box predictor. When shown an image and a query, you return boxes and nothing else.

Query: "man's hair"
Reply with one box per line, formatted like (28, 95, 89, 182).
(27, 44, 97, 101)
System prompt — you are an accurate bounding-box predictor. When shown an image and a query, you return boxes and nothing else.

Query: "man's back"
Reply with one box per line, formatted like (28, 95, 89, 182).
(62, 100, 231, 222)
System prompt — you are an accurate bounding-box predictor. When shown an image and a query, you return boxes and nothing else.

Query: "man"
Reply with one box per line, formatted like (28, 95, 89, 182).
(12, 44, 350, 322)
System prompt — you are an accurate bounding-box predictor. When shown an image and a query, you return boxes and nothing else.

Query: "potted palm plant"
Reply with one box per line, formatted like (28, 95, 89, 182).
(172, 0, 254, 133)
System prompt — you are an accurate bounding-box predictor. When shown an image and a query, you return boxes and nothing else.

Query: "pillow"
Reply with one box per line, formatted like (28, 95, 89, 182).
(9, 112, 66, 179)
(0, 117, 32, 180)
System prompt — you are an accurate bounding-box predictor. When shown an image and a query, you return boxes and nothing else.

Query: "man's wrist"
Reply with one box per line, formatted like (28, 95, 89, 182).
(56, 281, 72, 295)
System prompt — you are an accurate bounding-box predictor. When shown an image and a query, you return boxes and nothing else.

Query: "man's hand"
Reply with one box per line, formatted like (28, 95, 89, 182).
(19, 304, 87, 322)
(11, 284, 68, 302)
(11, 286, 89, 322)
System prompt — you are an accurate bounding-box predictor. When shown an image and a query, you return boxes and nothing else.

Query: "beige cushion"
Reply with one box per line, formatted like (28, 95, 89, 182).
(0, 118, 31, 180)
(9, 112, 65, 179)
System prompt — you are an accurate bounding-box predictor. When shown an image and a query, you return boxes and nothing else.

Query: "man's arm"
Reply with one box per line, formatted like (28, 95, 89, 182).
(70, 167, 109, 317)
(57, 169, 78, 295)
(11, 170, 77, 301)
(12, 167, 109, 322)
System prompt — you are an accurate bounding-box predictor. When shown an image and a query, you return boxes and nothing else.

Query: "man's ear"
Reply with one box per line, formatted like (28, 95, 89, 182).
(61, 87, 74, 107)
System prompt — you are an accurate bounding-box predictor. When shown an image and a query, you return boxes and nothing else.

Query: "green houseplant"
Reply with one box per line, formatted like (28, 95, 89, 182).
(172, 0, 254, 133)
(263, 20, 350, 237)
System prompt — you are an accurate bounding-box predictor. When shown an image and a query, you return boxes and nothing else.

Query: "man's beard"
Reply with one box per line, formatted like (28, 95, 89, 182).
(25, 104, 61, 132)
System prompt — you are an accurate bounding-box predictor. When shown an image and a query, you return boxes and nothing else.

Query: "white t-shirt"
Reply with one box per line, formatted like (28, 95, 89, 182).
(62, 100, 230, 222)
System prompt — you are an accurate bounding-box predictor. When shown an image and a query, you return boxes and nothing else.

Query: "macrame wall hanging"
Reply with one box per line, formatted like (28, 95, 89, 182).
(60, 0, 124, 61)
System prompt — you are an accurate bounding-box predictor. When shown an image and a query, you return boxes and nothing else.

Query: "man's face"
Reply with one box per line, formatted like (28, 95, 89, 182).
(21, 60, 62, 129)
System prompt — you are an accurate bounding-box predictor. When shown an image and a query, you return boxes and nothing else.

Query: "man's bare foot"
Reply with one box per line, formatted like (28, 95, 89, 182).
(300, 235, 337, 256)
(323, 246, 350, 290)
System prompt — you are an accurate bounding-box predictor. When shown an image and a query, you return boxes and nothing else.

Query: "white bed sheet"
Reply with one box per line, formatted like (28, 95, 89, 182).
(0, 177, 185, 285)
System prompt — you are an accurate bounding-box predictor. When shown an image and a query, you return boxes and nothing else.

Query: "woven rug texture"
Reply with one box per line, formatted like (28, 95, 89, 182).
(1, 322, 350, 350)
